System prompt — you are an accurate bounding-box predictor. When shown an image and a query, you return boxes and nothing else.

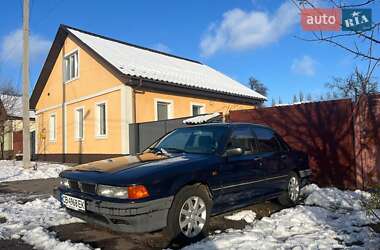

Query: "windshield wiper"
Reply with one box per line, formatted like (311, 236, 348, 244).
(150, 147, 187, 154)
(162, 147, 187, 153)
(149, 147, 170, 156)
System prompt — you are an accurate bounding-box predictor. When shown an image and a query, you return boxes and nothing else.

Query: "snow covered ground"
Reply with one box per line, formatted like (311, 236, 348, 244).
(187, 184, 380, 249)
(0, 159, 378, 250)
(0, 160, 91, 249)
(0, 160, 68, 182)
(0, 193, 93, 250)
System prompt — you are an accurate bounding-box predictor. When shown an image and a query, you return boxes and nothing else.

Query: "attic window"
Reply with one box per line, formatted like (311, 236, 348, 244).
(64, 50, 79, 82)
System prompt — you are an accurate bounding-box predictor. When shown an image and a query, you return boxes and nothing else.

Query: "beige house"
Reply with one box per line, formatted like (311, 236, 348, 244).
(30, 25, 266, 162)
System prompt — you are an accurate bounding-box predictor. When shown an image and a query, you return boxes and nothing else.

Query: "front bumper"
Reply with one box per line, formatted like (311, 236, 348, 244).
(54, 188, 173, 233)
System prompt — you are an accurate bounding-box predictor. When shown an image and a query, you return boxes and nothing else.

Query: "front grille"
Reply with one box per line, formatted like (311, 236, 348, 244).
(68, 180, 96, 194)
(69, 180, 80, 192)
(80, 182, 97, 194)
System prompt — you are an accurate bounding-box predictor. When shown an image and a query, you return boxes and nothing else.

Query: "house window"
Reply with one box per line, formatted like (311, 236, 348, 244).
(96, 102, 107, 136)
(156, 101, 171, 120)
(75, 108, 84, 140)
(191, 104, 205, 116)
(49, 114, 56, 141)
(64, 51, 78, 82)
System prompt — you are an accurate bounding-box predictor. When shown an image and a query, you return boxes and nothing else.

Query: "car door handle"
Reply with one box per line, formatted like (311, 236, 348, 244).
(253, 156, 263, 161)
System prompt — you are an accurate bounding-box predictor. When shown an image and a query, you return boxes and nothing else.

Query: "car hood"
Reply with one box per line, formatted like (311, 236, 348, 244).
(61, 152, 211, 185)
(70, 152, 170, 173)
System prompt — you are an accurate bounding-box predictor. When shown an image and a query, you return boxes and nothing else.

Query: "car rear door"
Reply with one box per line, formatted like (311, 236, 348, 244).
(251, 126, 289, 195)
(217, 125, 266, 210)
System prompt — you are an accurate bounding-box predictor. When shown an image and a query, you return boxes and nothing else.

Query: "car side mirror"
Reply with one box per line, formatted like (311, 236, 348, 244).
(224, 147, 243, 157)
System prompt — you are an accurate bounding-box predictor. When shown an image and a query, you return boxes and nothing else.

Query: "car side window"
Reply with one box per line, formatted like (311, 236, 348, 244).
(252, 127, 281, 153)
(227, 126, 256, 155)
(275, 133, 290, 152)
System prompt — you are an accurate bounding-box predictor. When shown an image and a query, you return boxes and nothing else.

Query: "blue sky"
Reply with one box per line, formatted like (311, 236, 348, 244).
(0, 0, 378, 104)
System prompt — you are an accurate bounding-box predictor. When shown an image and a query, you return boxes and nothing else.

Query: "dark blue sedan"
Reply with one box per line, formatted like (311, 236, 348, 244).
(56, 123, 311, 242)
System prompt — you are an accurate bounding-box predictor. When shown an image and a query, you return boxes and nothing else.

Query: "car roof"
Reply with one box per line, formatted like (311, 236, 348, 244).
(187, 122, 273, 130)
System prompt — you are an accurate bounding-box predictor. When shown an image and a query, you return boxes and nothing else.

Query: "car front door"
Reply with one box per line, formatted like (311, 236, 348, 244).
(217, 125, 266, 211)
(251, 126, 289, 195)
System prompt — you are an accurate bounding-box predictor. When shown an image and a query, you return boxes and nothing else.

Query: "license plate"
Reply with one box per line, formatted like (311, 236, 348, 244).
(62, 194, 86, 211)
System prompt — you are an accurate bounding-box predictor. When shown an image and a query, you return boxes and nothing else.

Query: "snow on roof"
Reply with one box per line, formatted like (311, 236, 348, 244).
(183, 112, 222, 125)
(67, 28, 266, 101)
(0, 95, 35, 119)
(274, 101, 313, 107)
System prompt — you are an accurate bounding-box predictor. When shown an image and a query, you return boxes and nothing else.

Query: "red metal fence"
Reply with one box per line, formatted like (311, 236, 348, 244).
(228, 94, 380, 190)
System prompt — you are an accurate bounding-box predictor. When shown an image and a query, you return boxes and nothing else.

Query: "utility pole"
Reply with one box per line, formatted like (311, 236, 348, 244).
(22, 0, 31, 168)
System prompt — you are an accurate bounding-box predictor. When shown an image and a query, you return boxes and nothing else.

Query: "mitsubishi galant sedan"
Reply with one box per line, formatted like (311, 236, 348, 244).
(55, 123, 311, 242)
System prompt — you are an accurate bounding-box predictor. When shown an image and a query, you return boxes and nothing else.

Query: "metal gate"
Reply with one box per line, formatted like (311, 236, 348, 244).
(129, 117, 190, 154)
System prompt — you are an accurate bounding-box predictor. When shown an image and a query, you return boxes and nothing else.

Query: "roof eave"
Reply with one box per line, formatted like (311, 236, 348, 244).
(127, 76, 265, 106)
(30, 25, 68, 109)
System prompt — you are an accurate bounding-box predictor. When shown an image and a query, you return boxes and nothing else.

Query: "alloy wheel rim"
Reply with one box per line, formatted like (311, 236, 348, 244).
(179, 196, 207, 238)
(288, 177, 300, 202)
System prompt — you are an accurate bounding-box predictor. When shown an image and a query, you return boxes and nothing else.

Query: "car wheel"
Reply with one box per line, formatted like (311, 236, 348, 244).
(164, 184, 212, 243)
(278, 172, 300, 206)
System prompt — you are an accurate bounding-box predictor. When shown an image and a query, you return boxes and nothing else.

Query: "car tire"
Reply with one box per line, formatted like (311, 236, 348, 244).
(164, 184, 212, 243)
(278, 172, 300, 206)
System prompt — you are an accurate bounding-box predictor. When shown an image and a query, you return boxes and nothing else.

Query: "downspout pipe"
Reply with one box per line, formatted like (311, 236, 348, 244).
(131, 78, 143, 124)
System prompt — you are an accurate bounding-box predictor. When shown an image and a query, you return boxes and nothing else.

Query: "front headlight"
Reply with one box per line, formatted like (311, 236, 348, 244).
(97, 184, 129, 199)
(60, 178, 70, 189)
(96, 185, 149, 199)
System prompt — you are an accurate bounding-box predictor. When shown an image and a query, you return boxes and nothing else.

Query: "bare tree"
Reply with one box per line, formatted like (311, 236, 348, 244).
(326, 68, 378, 101)
(271, 98, 276, 107)
(278, 96, 283, 104)
(292, 0, 379, 82)
(0, 82, 21, 159)
(248, 77, 268, 96)
(292, 0, 380, 217)
(326, 92, 332, 100)
(299, 91, 305, 102)
(292, 94, 298, 103)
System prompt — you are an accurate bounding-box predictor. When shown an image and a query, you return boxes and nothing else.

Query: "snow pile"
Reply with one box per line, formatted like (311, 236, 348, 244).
(225, 210, 256, 223)
(0, 194, 92, 250)
(0, 195, 82, 239)
(182, 112, 221, 125)
(185, 185, 380, 249)
(23, 227, 91, 250)
(0, 160, 68, 182)
(303, 184, 371, 211)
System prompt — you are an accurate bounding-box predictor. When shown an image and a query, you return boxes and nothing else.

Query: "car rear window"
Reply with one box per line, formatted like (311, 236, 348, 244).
(252, 127, 282, 153)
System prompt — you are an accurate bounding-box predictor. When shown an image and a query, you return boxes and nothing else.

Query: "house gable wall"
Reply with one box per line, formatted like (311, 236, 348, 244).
(35, 36, 131, 156)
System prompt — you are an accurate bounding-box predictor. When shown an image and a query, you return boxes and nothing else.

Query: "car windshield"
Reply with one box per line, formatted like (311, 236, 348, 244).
(149, 126, 228, 154)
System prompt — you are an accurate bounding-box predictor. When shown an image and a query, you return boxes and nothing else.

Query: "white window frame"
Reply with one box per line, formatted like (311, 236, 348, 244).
(74, 106, 85, 141)
(63, 49, 79, 83)
(154, 98, 174, 121)
(190, 102, 206, 116)
(49, 113, 56, 142)
(95, 101, 108, 138)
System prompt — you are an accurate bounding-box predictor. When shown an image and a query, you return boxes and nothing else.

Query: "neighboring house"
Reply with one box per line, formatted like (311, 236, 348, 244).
(0, 95, 35, 159)
(30, 25, 266, 162)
